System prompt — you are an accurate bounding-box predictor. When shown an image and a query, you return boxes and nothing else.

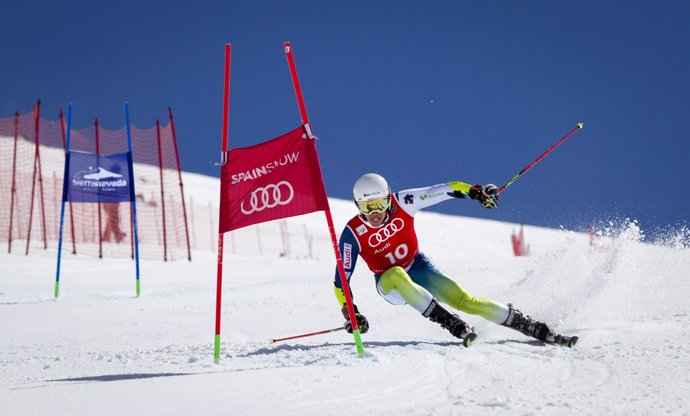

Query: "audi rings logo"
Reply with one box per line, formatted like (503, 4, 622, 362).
(240, 181, 295, 215)
(368, 218, 405, 247)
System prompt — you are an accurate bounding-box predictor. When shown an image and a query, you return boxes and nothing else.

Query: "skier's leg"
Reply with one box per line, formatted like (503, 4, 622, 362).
(376, 266, 433, 313)
(406, 255, 572, 344)
(408, 253, 509, 324)
(377, 267, 475, 345)
(423, 298, 477, 346)
(501, 303, 556, 342)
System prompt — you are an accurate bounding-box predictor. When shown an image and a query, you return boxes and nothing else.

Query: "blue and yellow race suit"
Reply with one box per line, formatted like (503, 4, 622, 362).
(334, 182, 509, 324)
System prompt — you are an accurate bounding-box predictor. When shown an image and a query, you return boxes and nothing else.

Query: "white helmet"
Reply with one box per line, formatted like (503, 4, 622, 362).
(352, 173, 391, 214)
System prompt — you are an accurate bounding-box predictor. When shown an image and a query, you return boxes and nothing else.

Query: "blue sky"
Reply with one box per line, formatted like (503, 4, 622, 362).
(2, 1, 689, 234)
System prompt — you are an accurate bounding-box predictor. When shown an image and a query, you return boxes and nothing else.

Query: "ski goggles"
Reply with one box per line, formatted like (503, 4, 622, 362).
(355, 195, 391, 215)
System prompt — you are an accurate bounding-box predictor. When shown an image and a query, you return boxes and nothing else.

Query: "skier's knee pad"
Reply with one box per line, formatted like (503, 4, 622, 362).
(378, 266, 412, 294)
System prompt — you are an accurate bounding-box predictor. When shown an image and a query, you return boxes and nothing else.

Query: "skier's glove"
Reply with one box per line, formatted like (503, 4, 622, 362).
(469, 184, 499, 209)
(342, 304, 369, 334)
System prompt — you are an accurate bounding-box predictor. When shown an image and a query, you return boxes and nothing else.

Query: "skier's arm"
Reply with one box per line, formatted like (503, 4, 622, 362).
(396, 182, 471, 216)
(333, 226, 360, 306)
(397, 181, 499, 215)
(333, 227, 370, 333)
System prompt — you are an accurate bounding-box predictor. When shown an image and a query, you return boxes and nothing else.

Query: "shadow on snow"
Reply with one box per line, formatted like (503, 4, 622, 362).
(50, 372, 196, 383)
(237, 339, 463, 358)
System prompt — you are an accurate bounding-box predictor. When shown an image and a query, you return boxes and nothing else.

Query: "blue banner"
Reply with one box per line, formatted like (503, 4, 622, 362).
(65, 150, 133, 203)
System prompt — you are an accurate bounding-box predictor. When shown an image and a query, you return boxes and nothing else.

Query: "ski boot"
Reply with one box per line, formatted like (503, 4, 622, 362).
(502, 304, 578, 348)
(423, 299, 477, 347)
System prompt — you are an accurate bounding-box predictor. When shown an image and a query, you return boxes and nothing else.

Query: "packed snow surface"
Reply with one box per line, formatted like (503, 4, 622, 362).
(2, 172, 690, 415)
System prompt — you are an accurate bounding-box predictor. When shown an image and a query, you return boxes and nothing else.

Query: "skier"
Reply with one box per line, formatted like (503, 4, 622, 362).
(333, 173, 577, 347)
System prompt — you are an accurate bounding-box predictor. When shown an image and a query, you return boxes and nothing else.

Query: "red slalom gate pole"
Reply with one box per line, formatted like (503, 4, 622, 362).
(155, 119, 168, 261)
(8, 111, 19, 253)
(284, 41, 365, 357)
(25, 101, 41, 255)
(498, 123, 584, 194)
(214, 43, 231, 364)
(219, 43, 231, 166)
(270, 326, 345, 344)
(95, 118, 103, 259)
(168, 107, 192, 261)
(35, 100, 48, 250)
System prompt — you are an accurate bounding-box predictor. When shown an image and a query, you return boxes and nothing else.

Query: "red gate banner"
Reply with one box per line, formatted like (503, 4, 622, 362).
(219, 125, 329, 233)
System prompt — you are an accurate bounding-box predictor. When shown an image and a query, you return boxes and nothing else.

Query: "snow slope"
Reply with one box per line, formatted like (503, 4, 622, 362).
(1, 172, 690, 416)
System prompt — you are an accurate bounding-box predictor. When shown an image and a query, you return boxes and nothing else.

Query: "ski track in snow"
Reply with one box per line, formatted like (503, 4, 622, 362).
(2, 185, 690, 415)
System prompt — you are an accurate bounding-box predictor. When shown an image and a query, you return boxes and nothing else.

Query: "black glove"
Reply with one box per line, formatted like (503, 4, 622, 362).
(342, 304, 369, 334)
(469, 184, 499, 209)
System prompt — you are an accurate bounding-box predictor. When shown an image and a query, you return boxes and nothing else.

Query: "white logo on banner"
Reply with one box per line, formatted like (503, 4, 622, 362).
(72, 167, 127, 189)
(368, 218, 404, 248)
(231, 152, 300, 184)
(240, 181, 295, 215)
(82, 167, 123, 180)
(343, 243, 352, 269)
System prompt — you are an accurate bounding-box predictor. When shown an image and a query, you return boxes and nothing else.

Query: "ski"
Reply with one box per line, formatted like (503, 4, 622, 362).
(549, 334, 579, 348)
(463, 332, 478, 348)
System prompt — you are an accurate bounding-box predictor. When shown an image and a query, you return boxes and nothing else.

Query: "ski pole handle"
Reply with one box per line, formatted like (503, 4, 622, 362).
(270, 326, 345, 344)
(499, 123, 584, 194)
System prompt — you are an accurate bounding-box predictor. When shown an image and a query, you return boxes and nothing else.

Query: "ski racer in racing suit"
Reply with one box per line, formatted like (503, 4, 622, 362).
(333, 173, 575, 347)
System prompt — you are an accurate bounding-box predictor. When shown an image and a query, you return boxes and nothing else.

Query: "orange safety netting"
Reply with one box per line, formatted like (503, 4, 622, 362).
(0, 103, 191, 261)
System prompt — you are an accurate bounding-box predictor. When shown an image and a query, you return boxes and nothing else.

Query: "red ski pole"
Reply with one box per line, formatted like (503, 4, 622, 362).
(499, 123, 584, 193)
(270, 326, 345, 344)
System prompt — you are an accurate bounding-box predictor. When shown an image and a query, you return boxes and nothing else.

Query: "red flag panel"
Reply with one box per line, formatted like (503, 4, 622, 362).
(219, 125, 329, 233)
